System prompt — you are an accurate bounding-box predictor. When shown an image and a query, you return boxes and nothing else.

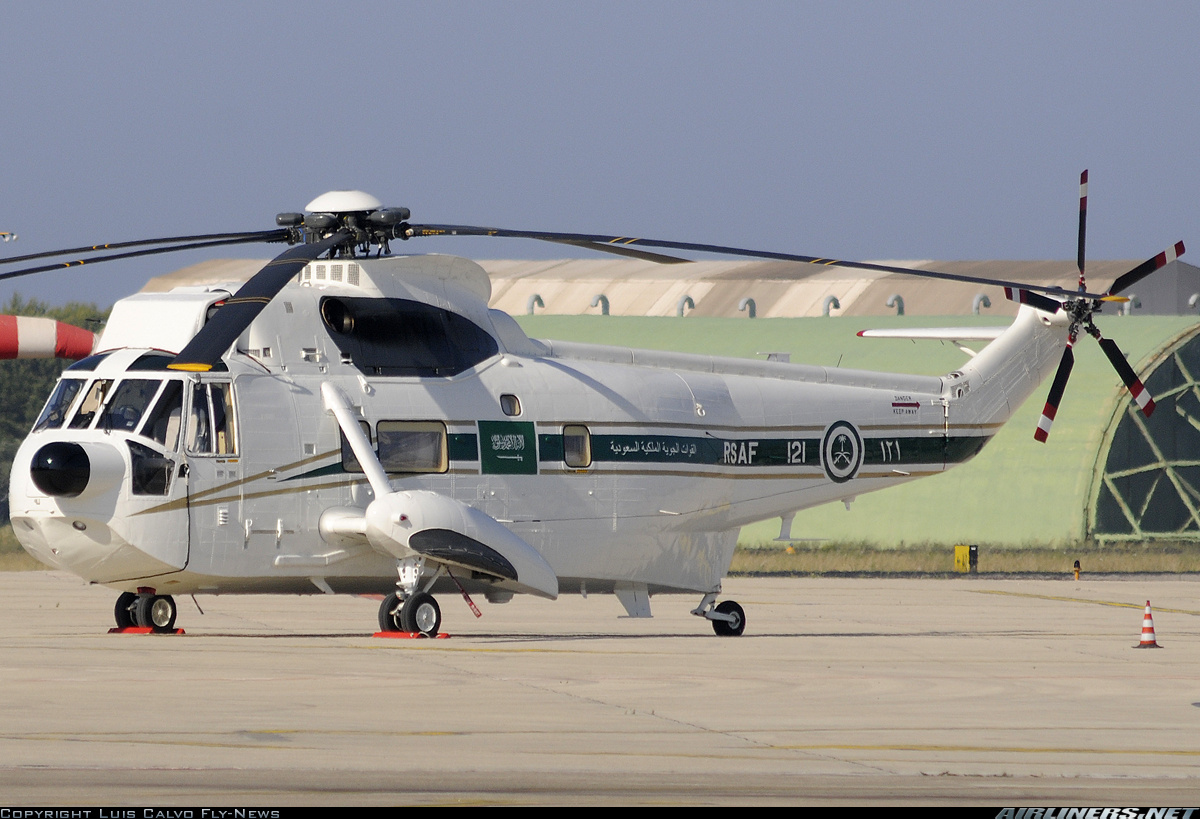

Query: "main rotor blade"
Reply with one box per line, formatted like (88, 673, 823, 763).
(168, 231, 349, 372)
(1096, 336, 1156, 417)
(1003, 287, 1063, 314)
(0, 230, 283, 267)
(0, 231, 289, 283)
(407, 224, 1112, 301)
(1106, 241, 1186, 296)
(1035, 345, 1075, 443)
(1077, 170, 1088, 292)
(542, 238, 690, 264)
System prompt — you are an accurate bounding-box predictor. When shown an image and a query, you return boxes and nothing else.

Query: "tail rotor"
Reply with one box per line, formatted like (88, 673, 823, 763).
(1007, 171, 1182, 442)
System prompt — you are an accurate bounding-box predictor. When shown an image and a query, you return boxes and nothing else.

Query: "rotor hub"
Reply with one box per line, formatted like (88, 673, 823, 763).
(276, 191, 411, 257)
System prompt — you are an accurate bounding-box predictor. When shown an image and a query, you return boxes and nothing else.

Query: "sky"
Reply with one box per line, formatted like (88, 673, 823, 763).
(0, 1, 1197, 308)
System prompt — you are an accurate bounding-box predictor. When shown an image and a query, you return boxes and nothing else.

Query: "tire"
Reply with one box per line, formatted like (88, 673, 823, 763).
(114, 592, 138, 628)
(135, 595, 177, 633)
(711, 600, 745, 637)
(378, 592, 403, 632)
(400, 592, 441, 636)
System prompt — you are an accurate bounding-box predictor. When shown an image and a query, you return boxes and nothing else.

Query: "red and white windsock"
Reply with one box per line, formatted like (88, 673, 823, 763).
(0, 315, 96, 360)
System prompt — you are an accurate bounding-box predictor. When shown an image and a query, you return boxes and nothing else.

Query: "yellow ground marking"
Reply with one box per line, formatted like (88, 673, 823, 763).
(772, 742, 1200, 757)
(972, 588, 1200, 616)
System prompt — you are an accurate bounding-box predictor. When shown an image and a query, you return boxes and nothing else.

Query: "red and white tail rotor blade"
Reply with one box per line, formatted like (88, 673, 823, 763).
(1035, 344, 1076, 443)
(1096, 336, 1156, 417)
(0, 316, 96, 360)
(1106, 241, 1186, 297)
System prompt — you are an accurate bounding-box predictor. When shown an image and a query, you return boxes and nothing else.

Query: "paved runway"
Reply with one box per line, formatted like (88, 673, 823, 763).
(3, 570, 1200, 805)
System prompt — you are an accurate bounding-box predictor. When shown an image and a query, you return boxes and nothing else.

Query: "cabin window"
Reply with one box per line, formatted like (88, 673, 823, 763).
(320, 296, 499, 377)
(68, 379, 112, 429)
(500, 394, 521, 417)
(33, 379, 84, 432)
(101, 379, 161, 432)
(187, 382, 237, 455)
(141, 381, 184, 450)
(563, 425, 592, 468)
(339, 420, 372, 473)
(377, 421, 448, 474)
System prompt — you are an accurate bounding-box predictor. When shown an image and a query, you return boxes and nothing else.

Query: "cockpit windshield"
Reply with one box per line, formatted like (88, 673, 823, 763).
(141, 381, 184, 450)
(68, 379, 112, 429)
(101, 379, 162, 433)
(33, 379, 85, 432)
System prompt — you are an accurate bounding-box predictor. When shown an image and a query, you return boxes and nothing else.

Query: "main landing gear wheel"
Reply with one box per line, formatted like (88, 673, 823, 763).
(400, 591, 441, 637)
(134, 594, 177, 633)
(378, 592, 403, 632)
(711, 600, 745, 637)
(114, 592, 138, 629)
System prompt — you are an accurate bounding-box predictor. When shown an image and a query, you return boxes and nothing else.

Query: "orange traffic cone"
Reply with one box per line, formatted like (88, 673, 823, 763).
(1135, 600, 1162, 648)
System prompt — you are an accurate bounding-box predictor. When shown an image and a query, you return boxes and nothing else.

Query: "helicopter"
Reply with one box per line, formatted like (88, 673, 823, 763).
(1, 177, 1184, 636)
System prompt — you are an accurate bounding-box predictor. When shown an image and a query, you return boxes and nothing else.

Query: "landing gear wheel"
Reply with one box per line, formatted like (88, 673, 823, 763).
(134, 595, 177, 633)
(114, 592, 138, 628)
(400, 592, 441, 636)
(712, 600, 745, 637)
(378, 592, 403, 632)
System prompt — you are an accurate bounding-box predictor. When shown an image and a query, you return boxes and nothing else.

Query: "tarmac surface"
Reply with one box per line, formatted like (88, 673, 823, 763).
(3, 570, 1200, 805)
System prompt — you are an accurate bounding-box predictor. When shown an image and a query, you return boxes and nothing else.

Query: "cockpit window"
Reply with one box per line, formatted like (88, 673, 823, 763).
(211, 383, 236, 455)
(128, 352, 177, 371)
(141, 381, 184, 450)
(33, 379, 84, 432)
(187, 382, 237, 455)
(68, 379, 112, 429)
(101, 379, 161, 432)
(66, 352, 111, 372)
(128, 440, 176, 496)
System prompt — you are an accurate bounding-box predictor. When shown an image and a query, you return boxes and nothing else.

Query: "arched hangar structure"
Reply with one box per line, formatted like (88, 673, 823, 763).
(1091, 323, 1200, 542)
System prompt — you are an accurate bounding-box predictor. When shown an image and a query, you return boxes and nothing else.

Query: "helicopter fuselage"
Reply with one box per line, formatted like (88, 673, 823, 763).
(7, 253, 1067, 617)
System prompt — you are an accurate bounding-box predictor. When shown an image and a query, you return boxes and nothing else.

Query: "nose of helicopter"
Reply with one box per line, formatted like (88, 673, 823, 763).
(12, 438, 182, 582)
(30, 441, 91, 497)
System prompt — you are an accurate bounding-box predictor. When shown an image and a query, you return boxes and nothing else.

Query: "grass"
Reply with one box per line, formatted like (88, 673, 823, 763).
(0, 526, 42, 570)
(730, 540, 1200, 576)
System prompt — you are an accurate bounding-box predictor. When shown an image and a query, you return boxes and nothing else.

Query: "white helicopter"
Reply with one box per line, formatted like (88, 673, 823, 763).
(1, 178, 1184, 636)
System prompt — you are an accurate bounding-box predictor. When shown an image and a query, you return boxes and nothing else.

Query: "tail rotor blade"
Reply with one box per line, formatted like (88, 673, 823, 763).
(1106, 241, 1186, 296)
(1097, 336, 1156, 417)
(1035, 345, 1075, 443)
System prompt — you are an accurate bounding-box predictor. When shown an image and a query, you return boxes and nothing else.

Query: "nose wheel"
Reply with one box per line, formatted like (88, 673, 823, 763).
(114, 592, 177, 632)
